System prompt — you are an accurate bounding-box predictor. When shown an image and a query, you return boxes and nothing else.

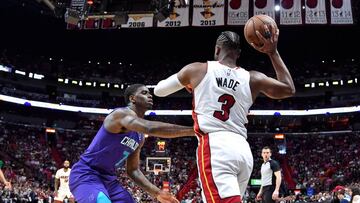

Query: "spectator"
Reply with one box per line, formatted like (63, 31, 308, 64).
(338, 189, 350, 203)
(0, 159, 12, 190)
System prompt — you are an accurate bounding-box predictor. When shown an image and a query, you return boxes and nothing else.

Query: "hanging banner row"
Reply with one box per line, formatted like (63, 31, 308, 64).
(69, 0, 354, 29)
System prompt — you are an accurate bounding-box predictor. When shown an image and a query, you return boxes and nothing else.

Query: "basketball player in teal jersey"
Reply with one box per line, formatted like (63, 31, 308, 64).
(69, 84, 194, 203)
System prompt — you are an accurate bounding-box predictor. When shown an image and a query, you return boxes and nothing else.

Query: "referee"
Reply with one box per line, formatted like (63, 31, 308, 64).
(256, 146, 282, 203)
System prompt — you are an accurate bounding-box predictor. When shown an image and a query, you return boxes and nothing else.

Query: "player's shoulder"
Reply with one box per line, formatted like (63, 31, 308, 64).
(248, 70, 269, 89)
(188, 62, 207, 66)
(183, 62, 207, 71)
(106, 107, 136, 119)
(249, 70, 267, 80)
(56, 168, 64, 172)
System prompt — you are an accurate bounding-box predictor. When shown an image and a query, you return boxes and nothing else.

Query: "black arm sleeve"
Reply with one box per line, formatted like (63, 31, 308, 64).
(270, 160, 281, 172)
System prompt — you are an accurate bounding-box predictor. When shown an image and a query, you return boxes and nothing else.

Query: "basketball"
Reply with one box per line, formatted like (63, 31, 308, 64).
(244, 14, 278, 47)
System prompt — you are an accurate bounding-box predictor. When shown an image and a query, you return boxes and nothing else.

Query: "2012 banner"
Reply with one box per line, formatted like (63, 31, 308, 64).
(157, 5, 190, 27)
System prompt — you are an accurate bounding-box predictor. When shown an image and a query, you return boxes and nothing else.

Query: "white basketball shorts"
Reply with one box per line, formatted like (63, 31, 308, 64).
(195, 131, 253, 203)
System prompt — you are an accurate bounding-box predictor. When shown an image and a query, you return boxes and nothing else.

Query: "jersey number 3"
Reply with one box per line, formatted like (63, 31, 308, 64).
(213, 94, 235, 122)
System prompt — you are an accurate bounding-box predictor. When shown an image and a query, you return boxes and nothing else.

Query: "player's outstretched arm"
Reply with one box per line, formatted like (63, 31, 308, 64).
(154, 62, 206, 97)
(105, 109, 194, 138)
(126, 141, 179, 203)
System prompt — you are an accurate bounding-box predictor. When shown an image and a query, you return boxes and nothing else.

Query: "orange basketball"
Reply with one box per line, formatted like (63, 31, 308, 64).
(244, 14, 278, 47)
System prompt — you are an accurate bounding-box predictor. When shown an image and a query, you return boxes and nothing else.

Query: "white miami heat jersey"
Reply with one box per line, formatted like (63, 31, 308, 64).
(193, 61, 253, 138)
(55, 168, 71, 191)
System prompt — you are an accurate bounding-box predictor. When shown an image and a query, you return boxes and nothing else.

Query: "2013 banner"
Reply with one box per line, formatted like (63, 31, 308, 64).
(192, 0, 225, 26)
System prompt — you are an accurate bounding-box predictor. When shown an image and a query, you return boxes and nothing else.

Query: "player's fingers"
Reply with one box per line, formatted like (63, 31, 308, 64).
(274, 29, 280, 42)
(255, 30, 267, 43)
(263, 24, 271, 40)
(250, 43, 261, 51)
(271, 24, 277, 41)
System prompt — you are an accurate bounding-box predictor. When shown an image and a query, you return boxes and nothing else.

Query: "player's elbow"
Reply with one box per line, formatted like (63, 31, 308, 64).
(126, 168, 133, 177)
(142, 121, 156, 134)
(284, 86, 296, 97)
(289, 85, 296, 95)
(277, 86, 296, 99)
(126, 165, 136, 177)
(146, 124, 159, 135)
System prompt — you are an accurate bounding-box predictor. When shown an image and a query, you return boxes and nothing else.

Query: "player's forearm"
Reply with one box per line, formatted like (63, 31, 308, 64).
(127, 169, 160, 198)
(154, 74, 185, 97)
(268, 51, 296, 95)
(146, 121, 194, 138)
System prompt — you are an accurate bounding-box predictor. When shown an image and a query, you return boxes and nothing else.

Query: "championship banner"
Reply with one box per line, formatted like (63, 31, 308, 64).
(192, 0, 225, 27)
(280, 0, 302, 25)
(330, 0, 353, 24)
(66, 0, 86, 29)
(121, 13, 154, 28)
(69, 0, 86, 12)
(227, 0, 249, 25)
(305, 0, 327, 24)
(253, 0, 275, 20)
(157, 5, 190, 27)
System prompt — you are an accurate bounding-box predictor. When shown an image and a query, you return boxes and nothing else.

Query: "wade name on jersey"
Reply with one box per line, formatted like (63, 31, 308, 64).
(120, 136, 139, 151)
(216, 77, 240, 91)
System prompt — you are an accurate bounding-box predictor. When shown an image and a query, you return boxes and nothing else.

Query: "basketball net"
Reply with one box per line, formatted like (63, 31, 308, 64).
(154, 169, 161, 175)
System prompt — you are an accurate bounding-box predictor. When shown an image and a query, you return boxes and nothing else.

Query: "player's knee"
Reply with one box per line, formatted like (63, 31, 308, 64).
(97, 192, 111, 203)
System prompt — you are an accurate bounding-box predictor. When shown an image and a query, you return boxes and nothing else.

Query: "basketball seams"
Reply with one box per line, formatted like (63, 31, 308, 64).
(250, 19, 260, 45)
(254, 16, 266, 25)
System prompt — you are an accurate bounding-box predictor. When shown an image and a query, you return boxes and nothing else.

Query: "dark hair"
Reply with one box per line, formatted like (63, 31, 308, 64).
(216, 31, 241, 53)
(350, 187, 360, 203)
(351, 187, 360, 196)
(124, 84, 145, 105)
(262, 146, 272, 152)
(337, 189, 345, 196)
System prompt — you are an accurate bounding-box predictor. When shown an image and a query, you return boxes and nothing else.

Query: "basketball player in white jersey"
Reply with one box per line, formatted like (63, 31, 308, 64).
(154, 25, 295, 203)
(54, 160, 74, 203)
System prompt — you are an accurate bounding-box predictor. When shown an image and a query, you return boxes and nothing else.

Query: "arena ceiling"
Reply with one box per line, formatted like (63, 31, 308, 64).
(0, 0, 359, 65)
